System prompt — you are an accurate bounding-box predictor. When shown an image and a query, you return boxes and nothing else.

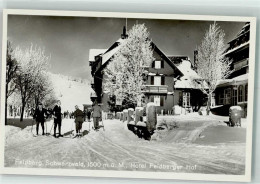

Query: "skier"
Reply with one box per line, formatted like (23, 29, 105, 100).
(73, 105, 84, 137)
(33, 103, 48, 136)
(52, 100, 62, 138)
(87, 109, 91, 122)
(92, 101, 102, 130)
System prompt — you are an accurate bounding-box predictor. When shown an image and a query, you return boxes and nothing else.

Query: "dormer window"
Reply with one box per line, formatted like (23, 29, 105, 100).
(152, 60, 164, 69)
(155, 60, 161, 69)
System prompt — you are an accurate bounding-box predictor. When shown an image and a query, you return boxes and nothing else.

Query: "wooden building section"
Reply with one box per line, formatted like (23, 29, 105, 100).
(215, 22, 250, 117)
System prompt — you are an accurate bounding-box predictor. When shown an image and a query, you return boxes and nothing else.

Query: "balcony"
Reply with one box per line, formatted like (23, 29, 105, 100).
(143, 85, 168, 94)
(234, 58, 248, 71)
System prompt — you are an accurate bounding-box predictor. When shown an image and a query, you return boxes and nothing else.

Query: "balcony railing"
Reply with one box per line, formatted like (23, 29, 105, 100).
(143, 85, 168, 94)
(234, 58, 248, 71)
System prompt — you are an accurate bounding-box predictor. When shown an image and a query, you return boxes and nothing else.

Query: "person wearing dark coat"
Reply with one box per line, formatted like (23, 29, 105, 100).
(33, 103, 48, 135)
(87, 109, 91, 122)
(52, 100, 62, 137)
(73, 105, 84, 136)
(92, 101, 102, 130)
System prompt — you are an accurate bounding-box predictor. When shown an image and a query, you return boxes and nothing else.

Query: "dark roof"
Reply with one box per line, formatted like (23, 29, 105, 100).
(227, 22, 250, 44)
(167, 56, 190, 65)
(95, 38, 184, 77)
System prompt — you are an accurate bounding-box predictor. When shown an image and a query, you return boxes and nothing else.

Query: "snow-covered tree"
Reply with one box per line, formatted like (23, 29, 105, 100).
(32, 72, 56, 108)
(197, 22, 232, 115)
(104, 24, 154, 109)
(13, 44, 51, 121)
(5, 40, 18, 124)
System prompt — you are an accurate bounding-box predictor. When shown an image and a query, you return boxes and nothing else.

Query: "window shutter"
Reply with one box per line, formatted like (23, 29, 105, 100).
(152, 61, 155, 68)
(151, 96, 154, 102)
(151, 76, 154, 85)
(161, 60, 164, 68)
(161, 76, 165, 85)
(160, 96, 164, 106)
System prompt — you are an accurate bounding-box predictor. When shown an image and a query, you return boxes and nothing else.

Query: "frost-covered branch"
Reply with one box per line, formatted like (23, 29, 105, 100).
(197, 22, 232, 115)
(104, 24, 154, 109)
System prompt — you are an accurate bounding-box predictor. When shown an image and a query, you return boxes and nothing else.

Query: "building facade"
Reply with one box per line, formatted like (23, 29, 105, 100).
(89, 27, 211, 114)
(214, 22, 250, 117)
(168, 56, 208, 112)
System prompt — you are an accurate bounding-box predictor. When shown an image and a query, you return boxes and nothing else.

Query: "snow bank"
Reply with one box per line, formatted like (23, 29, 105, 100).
(136, 121, 146, 127)
(136, 107, 143, 110)
(230, 106, 242, 110)
(128, 121, 135, 125)
(5, 126, 34, 146)
(151, 114, 220, 142)
(146, 103, 157, 132)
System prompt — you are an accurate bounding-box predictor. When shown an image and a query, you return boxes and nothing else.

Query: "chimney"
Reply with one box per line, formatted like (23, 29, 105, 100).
(121, 26, 128, 39)
(193, 50, 198, 71)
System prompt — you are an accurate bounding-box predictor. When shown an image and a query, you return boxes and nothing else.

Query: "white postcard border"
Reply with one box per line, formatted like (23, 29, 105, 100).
(0, 9, 257, 182)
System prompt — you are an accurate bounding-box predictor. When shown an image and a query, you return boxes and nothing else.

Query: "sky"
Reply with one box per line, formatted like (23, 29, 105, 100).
(7, 15, 245, 80)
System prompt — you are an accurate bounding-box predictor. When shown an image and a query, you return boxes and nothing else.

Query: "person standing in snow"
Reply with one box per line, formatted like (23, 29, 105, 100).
(33, 103, 48, 136)
(73, 105, 84, 136)
(52, 100, 62, 138)
(92, 101, 102, 130)
(86, 109, 91, 122)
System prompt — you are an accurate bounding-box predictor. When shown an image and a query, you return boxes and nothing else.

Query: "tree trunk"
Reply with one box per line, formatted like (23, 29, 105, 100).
(20, 101, 26, 122)
(206, 93, 212, 115)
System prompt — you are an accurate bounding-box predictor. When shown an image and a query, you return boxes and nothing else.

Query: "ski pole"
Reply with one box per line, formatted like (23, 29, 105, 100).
(45, 121, 47, 135)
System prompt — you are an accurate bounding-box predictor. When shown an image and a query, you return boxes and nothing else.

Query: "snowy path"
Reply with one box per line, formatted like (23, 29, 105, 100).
(5, 117, 245, 174)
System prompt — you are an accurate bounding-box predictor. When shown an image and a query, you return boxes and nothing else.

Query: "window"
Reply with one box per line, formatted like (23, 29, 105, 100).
(183, 92, 190, 107)
(155, 60, 161, 69)
(150, 96, 154, 102)
(161, 60, 164, 68)
(151, 76, 154, 85)
(154, 96, 160, 106)
(154, 76, 161, 85)
(245, 84, 248, 101)
(161, 76, 165, 85)
(160, 96, 164, 106)
(218, 92, 224, 104)
(238, 85, 243, 102)
(179, 92, 183, 106)
(232, 88, 237, 105)
(224, 88, 231, 105)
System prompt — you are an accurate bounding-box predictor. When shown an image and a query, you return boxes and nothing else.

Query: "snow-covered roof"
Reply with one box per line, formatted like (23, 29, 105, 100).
(101, 38, 126, 65)
(232, 73, 248, 82)
(216, 73, 248, 87)
(174, 60, 206, 89)
(224, 41, 249, 56)
(230, 106, 242, 110)
(89, 49, 107, 61)
(176, 60, 200, 78)
(102, 45, 122, 65)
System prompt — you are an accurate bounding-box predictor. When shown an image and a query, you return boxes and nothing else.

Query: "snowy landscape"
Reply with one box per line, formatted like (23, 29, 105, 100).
(5, 73, 247, 174)
(5, 113, 246, 174)
(3, 14, 251, 178)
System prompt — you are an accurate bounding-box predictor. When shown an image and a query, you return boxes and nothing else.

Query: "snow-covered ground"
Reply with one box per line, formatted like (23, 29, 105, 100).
(5, 113, 246, 175)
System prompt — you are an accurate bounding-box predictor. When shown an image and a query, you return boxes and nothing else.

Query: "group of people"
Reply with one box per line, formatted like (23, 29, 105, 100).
(33, 100, 102, 138)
